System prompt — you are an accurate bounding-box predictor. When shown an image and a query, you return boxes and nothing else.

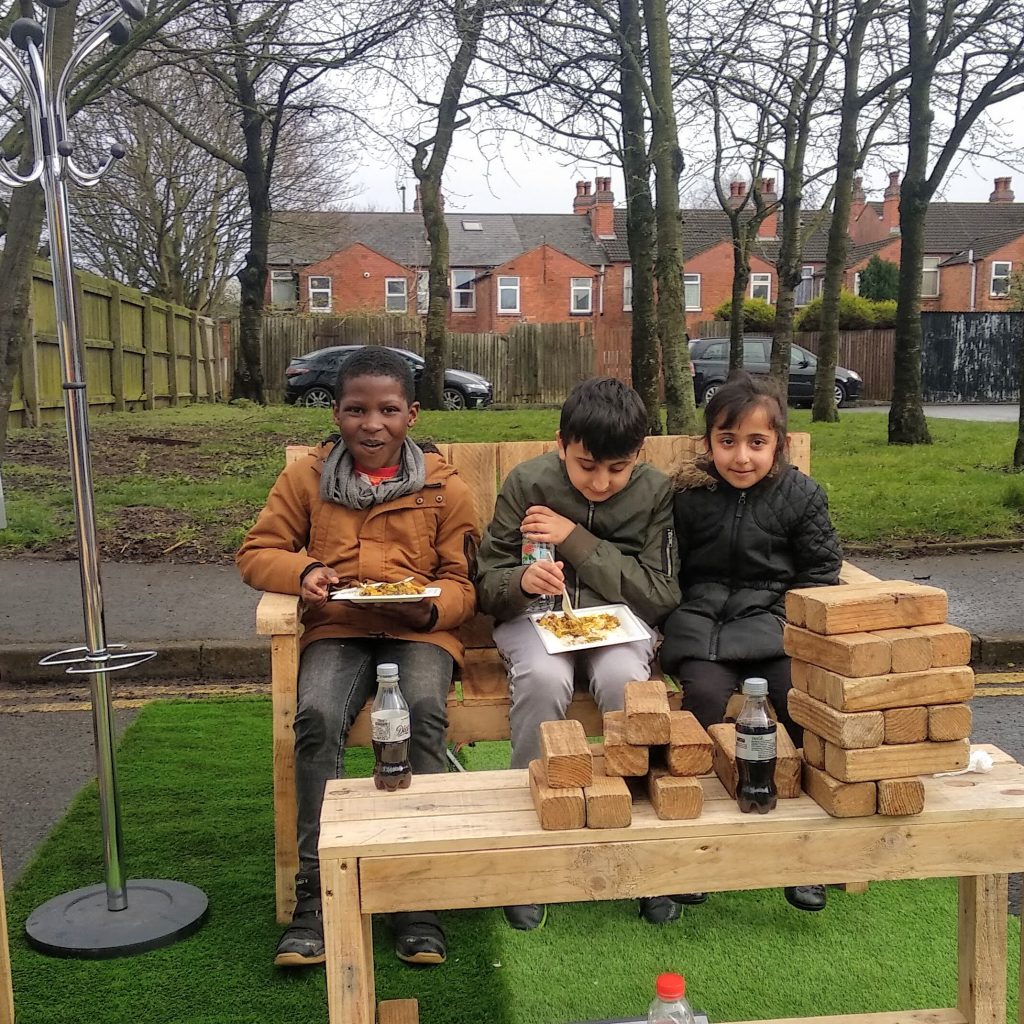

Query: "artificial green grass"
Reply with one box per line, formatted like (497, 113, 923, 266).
(5, 700, 1020, 1023)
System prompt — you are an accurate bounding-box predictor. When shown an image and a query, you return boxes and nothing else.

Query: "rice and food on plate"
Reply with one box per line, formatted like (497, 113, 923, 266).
(536, 611, 620, 644)
(356, 580, 426, 597)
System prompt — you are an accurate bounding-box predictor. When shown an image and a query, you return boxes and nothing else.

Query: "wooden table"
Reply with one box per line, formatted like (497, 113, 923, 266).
(318, 744, 1024, 1024)
(1, 853, 13, 1024)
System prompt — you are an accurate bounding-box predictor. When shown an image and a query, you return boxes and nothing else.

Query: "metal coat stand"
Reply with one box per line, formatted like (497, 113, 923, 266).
(0, 0, 207, 958)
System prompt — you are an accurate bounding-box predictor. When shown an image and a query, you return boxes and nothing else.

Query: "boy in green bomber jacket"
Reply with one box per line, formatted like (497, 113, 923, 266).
(476, 377, 681, 931)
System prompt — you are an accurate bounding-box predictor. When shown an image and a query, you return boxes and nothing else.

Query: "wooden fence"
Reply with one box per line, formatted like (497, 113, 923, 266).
(8, 262, 222, 430)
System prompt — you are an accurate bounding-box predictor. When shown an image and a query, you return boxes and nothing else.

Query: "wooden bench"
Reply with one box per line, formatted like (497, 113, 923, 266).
(318, 744, 1022, 1024)
(1, 849, 13, 1024)
(256, 431, 872, 921)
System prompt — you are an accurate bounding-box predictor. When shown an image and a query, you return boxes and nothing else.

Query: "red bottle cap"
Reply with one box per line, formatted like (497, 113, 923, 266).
(656, 973, 685, 1001)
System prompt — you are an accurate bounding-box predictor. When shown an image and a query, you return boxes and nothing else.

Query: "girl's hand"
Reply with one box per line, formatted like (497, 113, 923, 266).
(521, 505, 576, 545)
(301, 566, 341, 606)
(521, 559, 565, 596)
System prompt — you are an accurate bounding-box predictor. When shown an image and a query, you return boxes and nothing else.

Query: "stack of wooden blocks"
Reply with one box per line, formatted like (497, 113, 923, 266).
(784, 580, 974, 817)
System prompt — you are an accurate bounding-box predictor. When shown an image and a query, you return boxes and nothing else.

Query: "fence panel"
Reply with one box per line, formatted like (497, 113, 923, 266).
(795, 329, 894, 402)
(921, 312, 1022, 403)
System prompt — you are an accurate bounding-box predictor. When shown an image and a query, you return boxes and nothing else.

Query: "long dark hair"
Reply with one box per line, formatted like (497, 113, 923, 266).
(704, 370, 789, 475)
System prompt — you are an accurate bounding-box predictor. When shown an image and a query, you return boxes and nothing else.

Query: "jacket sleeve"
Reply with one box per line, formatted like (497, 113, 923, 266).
(236, 460, 321, 594)
(790, 479, 843, 589)
(475, 471, 533, 620)
(429, 476, 479, 631)
(558, 476, 681, 625)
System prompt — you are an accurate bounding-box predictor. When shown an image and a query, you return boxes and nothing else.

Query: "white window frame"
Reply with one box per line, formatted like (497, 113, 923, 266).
(270, 270, 297, 309)
(385, 277, 407, 313)
(451, 269, 477, 312)
(497, 275, 520, 314)
(623, 266, 633, 311)
(308, 275, 332, 312)
(416, 271, 429, 314)
(750, 273, 772, 302)
(794, 266, 815, 307)
(853, 272, 862, 296)
(684, 273, 701, 311)
(921, 257, 941, 297)
(570, 277, 593, 315)
(991, 260, 1011, 296)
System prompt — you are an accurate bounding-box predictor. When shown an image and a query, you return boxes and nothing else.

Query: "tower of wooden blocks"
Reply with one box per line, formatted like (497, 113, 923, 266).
(785, 580, 974, 817)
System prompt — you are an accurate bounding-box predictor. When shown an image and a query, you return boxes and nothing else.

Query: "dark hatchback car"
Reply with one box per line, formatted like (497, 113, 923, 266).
(285, 346, 494, 411)
(689, 336, 862, 407)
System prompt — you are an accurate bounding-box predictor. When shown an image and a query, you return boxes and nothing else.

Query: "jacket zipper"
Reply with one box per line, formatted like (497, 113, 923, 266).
(709, 491, 747, 661)
(575, 501, 595, 607)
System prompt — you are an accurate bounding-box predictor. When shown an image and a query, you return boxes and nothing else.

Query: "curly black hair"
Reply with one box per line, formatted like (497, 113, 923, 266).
(334, 346, 416, 404)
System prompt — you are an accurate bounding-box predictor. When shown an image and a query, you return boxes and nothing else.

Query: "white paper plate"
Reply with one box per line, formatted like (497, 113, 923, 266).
(529, 602, 649, 654)
(329, 586, 441, 603)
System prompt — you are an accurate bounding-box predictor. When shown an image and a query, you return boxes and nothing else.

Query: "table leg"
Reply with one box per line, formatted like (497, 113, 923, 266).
(957, 874, 1008, 1024)
(1, 855, 13, 1024)
(322, 858, 375, 1024)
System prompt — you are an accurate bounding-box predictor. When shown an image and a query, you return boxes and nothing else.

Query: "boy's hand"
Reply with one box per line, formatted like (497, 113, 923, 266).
(521, 505, 576, 545)
(301, 566, 341, 606)
(521, 559, 565, 597)
(361, 600, 435, 630)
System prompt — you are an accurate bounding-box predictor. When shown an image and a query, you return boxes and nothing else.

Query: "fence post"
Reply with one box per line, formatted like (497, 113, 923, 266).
(19, 305, 40, 426)
(166, 304, 180, 407)
(201, 319, 216, 402)
(109, 282, 125, 412)
(189, 309, 200, 403)
(142, 294, 156, 410)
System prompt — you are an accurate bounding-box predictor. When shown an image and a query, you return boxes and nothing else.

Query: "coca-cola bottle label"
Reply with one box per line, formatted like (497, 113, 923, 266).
(735, 730, 776, 761)
(371, 710, 410, 743)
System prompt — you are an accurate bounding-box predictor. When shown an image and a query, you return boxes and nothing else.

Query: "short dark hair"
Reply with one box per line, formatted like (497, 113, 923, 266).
(704, 370, 788, 472)
(559, 377, 648, 460)
(334, 346, 416, 404)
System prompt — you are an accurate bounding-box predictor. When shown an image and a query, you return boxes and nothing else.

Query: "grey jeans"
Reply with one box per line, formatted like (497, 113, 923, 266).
(294, 637, 454, 871)
(493, 614, 657, 768)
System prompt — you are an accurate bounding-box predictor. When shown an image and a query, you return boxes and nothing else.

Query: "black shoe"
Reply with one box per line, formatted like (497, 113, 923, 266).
(503, 904, 547, 931)
(672, 892, 708, 905)
(638, 896, 681, 924)
(274, 872, 324, 967)
(392, 911, 447, 966)
(784, 884, 827, 912)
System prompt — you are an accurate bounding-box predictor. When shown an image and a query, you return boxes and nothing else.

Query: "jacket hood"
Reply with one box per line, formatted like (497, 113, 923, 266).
(672, 456, 718, 492)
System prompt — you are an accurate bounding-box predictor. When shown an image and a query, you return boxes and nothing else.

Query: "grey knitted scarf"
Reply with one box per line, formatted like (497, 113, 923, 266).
(319, 438, 426, 510)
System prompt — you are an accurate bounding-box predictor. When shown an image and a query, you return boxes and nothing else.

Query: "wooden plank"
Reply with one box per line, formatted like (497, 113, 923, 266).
(459, 648, 508, 705)
(883, 706, 929, 745)
(647, 769, 703, 819)
(957, 875, 1008, 1024)
(802, 762, 877, 818)
(803, 730, 826, 770)
(788, 689, 885, 750)
(539, 720, 592, 788)
(915, 623, 973, 668)
(322, 857, 375, 1024)
(378, 999, 419, 1024)
(602, 711, 649, 777)
(929, 704, 973, 742)
(585, 773, 632, 829)
(793, 663, 975, 713)
(496, 440, 554, 484)
(529, 759, 586, 830)
(272, 633, 300, 923)
(0, 853, 12, 1024)
(256, 591, 301, 636)
(838, 562, 883, 585)
(825, 739, 970, 783)
(784, 625, 891, 677)
(787, 431, 811, 475)
(460, 611, 496, 650)
(447, 443, 497, 536)
(786, 582, 948, 635)
(877, 778, 925, 816)
(871, 627, 932, 673)
(624, 679, 671, 744)
(666, 710, 713, 776)
(708, 723, 801, 799)
(639, 434, 701, 475)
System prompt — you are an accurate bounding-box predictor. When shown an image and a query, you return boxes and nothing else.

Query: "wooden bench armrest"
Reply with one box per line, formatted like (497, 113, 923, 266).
(256, 591, 301, 637)
(839, 560, 880, 585)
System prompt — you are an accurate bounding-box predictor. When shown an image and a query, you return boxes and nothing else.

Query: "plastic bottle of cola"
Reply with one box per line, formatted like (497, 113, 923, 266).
(647, 972, 696, 1024)
(371, 662, 411, 791)
(735, 676, 777, 813)
(521, 537, 555, 614)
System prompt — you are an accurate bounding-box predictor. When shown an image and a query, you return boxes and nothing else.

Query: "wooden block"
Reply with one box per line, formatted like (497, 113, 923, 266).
(788, 688, 885, 749)
(824, 738, 970, 782)
(647, 768, 703, 820)
(585, 773, 632, 828)
(784, 625, 891, 677)
(379, 999, 419, 1024)
(528, 760, 586, 830)
(914, 622, 973, 667)
(928, 703, 972, 741)
(624, 680, 671, 744)
(877, 777, 925, 816)
(539, 719, 593, 788)
(871, 627, 932, 673)
(708, 722, 801, 799)
(793, 663, 975, 712)
(602, 711, 649, 777)
(774, 723, 802, 798)
(883, 706, 929, 744)
(802, 730, 826, 770)
(802, 762, 877, 817)
(724, 692, 777, 723)
(666, 711, 713, 776)
(786, 581, 948, 635)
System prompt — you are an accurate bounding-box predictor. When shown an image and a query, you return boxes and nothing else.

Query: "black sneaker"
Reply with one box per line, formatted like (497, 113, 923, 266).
(392, 911, 447, 966)
(638, 896, 681, 924)
(503, 904, 547, 931)
(673, 892, 709, 905)
(784, 884, 827, 912)
(274, 872, 325, 967)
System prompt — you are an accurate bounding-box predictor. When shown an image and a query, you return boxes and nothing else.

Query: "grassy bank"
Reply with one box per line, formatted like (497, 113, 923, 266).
(0, 403, 1021, 559)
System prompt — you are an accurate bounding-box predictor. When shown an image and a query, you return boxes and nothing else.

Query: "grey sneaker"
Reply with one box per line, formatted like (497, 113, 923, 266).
(274, 873, 325, 967)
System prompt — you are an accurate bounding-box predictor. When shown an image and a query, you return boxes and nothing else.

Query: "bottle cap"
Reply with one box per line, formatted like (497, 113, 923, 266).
(377, 662, 399, 680)
(655, 972, 685, 1001)
(742, 677, 768, 696)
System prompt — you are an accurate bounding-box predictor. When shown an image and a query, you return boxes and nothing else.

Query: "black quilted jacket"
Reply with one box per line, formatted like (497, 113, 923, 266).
(658, 460, 843, 670)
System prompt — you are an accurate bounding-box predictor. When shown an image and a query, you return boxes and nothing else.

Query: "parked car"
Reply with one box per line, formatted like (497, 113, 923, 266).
(284, 346, 494, 411)
(688, 336, 862, 407)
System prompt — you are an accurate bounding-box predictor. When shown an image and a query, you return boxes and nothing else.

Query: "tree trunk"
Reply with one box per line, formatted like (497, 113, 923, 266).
(728, 240, 748, 370)
(1014, 315, 1024, 467)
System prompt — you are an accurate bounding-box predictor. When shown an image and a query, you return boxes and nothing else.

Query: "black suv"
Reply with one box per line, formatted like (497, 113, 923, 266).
(689, 336, 862, 407)
(284, 346, 494, 411)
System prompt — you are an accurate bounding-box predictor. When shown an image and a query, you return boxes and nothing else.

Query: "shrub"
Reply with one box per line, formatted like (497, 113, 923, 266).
(794, 292, 877, 331)
(857, 256, 900, 300)
(712, 296, 776, 331)
(871, 299, 897, 329)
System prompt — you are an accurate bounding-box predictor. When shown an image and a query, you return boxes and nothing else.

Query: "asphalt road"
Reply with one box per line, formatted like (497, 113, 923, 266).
(846, 403, 1020, 422)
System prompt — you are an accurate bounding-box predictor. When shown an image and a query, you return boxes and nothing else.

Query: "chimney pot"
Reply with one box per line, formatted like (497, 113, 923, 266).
(990, 177, 1015, 203)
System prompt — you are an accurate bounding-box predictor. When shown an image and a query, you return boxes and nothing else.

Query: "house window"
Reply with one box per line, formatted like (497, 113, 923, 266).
(497, 276, 520, 314)
(750, 273, 772, 302)
(921, 257, 941, 297)
(385, 278, 407, 313)
(623, 267, 633, 311)
(794, 266, 815, 307)
(452, 269, 477, 312)
(270, 270, 297, 309)
(991, 261, 1011, 296)
(416, 271, 429, 313)
(308, 276, 331, 312)
(853, 272, 861, 296)
(571, 277, 593, 314)
(685, 273, 701, 310)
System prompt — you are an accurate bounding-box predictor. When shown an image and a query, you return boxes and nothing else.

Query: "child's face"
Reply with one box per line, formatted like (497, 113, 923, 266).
(557, 434, 640, 503)
(708, 403, 779, 489)
(332, 373, 418, 470)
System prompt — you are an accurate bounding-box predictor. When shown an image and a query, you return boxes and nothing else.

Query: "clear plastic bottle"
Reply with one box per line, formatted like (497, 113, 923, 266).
(647, 972, 696, 1024)
(521, 536, 555, 613)
(735, 676, 777, 813)
(371, 662, 411, 791)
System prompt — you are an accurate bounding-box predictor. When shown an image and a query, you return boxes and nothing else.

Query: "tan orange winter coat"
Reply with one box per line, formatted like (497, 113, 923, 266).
(237, 441, 478, 662)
